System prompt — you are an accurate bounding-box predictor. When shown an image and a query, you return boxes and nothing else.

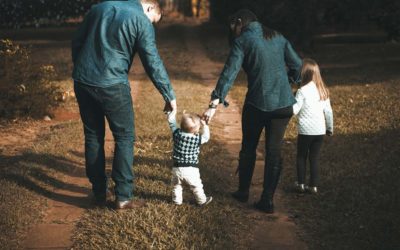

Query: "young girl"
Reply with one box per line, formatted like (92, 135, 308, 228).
(293, 58, 334, 194)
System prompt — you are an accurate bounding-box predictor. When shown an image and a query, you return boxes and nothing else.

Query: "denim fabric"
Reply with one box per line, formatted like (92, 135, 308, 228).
(212, 21, 302, 111)
(71, 0, 175, 102)
(74, 82, 135, 201)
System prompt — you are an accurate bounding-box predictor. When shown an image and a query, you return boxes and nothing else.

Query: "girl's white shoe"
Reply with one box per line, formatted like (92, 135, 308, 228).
(306, 186, 318, 194)
(295, 182, 306, 193)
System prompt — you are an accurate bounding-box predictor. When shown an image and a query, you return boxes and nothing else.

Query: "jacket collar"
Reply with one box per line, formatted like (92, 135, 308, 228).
(242, 21, 263, 36)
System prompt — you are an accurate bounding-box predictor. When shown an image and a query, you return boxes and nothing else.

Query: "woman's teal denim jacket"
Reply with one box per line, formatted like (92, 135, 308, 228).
(71, 0, 175, 102)
(212, 21, 302, 111)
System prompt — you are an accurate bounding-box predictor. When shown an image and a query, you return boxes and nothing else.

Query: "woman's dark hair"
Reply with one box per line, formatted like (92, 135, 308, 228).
(228, 9, 279, 45)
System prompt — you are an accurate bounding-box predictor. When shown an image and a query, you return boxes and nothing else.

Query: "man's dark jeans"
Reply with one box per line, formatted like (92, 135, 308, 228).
(74, 82, 135, 202)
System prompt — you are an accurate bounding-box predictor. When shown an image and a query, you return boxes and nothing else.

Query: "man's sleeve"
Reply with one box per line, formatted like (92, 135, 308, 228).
(211, 40, 244, 106)
(137, 20, 176, 102)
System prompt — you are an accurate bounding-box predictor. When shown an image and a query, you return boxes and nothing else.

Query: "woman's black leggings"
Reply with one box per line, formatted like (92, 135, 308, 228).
(238, 104, 292, 198)
(296, 134, 324, 187)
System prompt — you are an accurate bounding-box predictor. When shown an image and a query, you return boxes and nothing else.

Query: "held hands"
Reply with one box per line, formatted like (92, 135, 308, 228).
(164, 99, 177, 114)
(203, 108, 216, 124)
(202, 99, 219, 124)
(164, 99, 177, 122)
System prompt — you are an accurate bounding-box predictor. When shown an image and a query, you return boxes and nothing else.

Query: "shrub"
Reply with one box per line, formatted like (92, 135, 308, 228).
(0, 39, 60, 119)
(0, 0, 99, 28)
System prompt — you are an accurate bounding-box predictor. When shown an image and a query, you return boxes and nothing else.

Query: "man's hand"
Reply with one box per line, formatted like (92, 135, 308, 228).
(164, 99, 177, 114)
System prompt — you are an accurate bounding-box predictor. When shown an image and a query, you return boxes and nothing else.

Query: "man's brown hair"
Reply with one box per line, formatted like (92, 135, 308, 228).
(141, 0, 162, 14)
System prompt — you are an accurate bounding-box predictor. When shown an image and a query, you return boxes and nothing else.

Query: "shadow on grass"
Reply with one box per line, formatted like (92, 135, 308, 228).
(0, 151, 92, 208)
(280, 127, 400, 250)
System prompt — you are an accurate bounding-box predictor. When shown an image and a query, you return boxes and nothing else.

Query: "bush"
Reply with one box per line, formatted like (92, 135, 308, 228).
(0, 39, 60, 119)
(0, 0, 99, 28)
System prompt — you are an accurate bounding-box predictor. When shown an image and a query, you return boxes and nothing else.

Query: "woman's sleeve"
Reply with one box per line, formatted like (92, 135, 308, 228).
(284, 39, 302, 84)
(211, 40, 244, 106)
(292, 89, 304, 115)
(324, 99, 334, 133)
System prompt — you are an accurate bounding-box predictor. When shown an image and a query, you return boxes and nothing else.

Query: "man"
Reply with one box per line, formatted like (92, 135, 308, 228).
(71, 0, 177, 209)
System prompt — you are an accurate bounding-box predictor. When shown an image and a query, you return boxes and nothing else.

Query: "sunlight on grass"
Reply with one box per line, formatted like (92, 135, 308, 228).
(72, 80, 249, 249)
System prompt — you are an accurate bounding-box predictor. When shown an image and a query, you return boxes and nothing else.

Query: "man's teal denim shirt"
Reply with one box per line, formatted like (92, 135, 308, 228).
(212, 21, 302, 111)
(71, 0, 175, 102)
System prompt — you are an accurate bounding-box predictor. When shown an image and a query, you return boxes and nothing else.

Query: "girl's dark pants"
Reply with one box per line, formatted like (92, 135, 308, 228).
(296, 134, 324, 187)
(238, 104, 293, 201)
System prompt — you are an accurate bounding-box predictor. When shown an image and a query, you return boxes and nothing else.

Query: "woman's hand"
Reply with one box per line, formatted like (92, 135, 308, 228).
(203, 108, 216, 124)
(202, 99, 219, 124)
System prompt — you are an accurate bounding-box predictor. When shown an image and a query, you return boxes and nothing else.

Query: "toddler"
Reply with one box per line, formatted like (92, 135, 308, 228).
(293, 58, 334, 194)
(167, 111, 213, 206)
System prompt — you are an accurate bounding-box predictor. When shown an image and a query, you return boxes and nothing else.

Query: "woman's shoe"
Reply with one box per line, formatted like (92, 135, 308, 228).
(231, 190, 249, 203)
(254, 199, 274, 213)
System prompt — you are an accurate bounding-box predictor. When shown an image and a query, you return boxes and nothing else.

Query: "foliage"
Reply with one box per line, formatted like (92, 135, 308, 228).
(0, 0, 99, 28)
(209, 0, 400, 47)
(0, 39, 60, 119)
(374, 0, 400, 41)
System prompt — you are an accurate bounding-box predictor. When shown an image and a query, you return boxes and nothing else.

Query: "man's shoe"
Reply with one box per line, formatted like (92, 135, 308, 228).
(115, 199, 146, 210)
(199, 196, 213, 207)
(231, 190, 249, 203)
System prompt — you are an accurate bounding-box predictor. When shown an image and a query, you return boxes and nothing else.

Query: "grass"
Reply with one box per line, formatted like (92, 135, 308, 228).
(0, 120, 84, 249)
(1, 20, 399, 250)
(72, 79, 249, 249)
(202, 25, 400, 249)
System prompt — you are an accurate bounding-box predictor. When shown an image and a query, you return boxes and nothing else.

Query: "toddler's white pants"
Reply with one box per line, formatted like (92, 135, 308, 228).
(171, 167, 207, 205)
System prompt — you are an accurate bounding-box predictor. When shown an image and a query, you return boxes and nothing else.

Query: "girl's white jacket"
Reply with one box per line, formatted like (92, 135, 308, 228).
(293, 81, 334, 135)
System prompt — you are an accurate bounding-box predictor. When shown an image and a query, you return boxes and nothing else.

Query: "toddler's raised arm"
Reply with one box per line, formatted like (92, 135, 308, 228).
(167, 111, 178, 133)
(200, 120, 210, 144)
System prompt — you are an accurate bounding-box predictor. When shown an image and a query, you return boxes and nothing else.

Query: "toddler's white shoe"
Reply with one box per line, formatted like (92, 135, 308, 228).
(199, 196, 212, 207)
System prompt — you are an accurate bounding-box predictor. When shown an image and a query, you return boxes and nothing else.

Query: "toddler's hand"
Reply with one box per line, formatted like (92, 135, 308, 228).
(167, 109, 177, 122)
(200, 118, 207, 126)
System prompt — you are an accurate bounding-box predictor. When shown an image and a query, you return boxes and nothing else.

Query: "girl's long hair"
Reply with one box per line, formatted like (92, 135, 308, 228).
(301, 58, 330, 100)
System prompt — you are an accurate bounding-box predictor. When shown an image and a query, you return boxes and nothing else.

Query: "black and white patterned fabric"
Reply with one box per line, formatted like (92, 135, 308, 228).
(172, 129, 201, 167)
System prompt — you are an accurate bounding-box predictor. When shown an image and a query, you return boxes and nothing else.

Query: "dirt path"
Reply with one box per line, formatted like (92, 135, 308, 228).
(182, 20, 308, 250)
(21, 78, 142, 249)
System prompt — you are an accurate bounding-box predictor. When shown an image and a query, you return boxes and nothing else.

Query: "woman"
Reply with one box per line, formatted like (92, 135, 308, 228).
(204, 9, 302, 213)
